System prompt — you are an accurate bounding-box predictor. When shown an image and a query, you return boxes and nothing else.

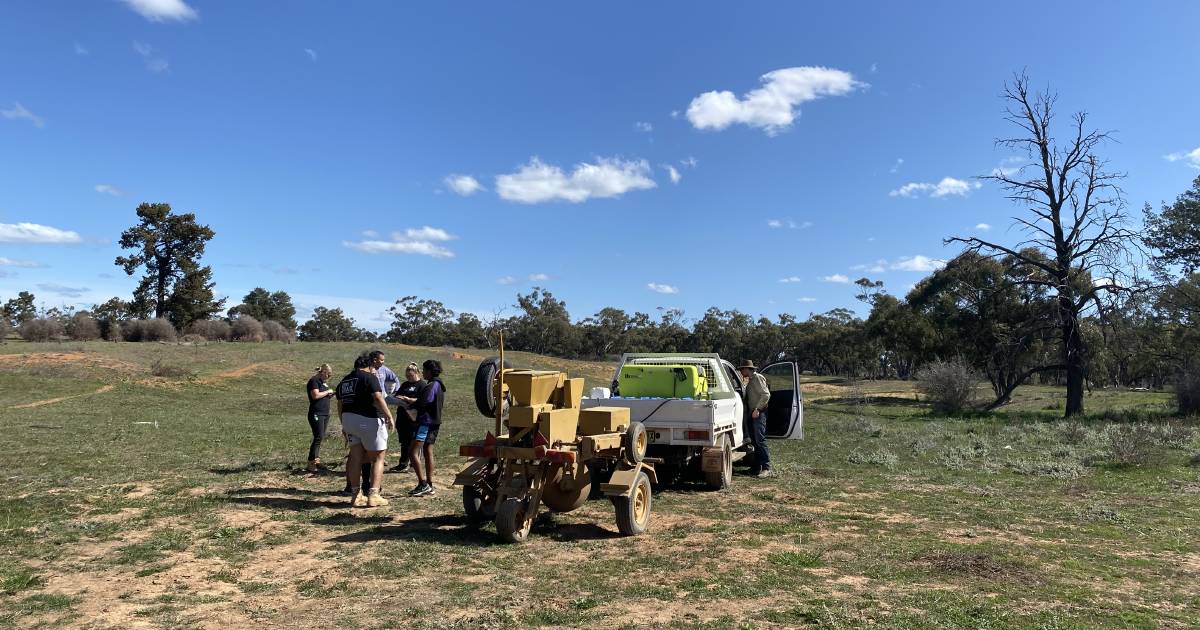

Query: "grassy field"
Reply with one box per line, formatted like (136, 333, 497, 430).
(0, 341, 1197, 629)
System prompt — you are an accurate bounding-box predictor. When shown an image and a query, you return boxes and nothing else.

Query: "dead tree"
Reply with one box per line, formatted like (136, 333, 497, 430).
(948, 73, 1138, 417)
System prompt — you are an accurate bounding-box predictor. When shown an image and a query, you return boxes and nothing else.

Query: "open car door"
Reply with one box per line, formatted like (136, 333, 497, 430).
(760, 361, 803, 439)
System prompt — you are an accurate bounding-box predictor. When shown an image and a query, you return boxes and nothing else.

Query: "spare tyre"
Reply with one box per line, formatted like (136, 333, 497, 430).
(474, 356, 513, 418)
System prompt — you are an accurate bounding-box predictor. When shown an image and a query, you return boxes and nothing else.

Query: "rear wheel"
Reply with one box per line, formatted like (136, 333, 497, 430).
(703, 434, 733, 490)
(496, 497, 532, 543)
(541, 463, 591, 513)
(612, 470, 652, 536)
(473, 357, 512, 418)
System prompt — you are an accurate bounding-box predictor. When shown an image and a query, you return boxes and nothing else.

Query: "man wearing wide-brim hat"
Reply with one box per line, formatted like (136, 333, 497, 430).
(738, 360, 772, 477)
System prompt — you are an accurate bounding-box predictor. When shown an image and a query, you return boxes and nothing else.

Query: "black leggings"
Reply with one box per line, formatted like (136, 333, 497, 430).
(307, 413, 329, 461)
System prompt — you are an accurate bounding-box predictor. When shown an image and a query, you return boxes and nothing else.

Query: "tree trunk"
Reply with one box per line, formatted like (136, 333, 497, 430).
(1060, 295, 1085, 417)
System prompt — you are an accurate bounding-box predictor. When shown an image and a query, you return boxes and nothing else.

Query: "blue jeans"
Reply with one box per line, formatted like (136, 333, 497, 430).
(750, 410, 770, 471)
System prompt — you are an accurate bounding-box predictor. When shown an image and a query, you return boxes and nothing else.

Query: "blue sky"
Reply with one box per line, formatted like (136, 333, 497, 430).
(2, 1, 1199, 331)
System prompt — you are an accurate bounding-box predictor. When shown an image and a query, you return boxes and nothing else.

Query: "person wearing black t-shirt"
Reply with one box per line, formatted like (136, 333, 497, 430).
(407, 359, 446, 497)
(336, 354, 396, 508)
(389, 362, 426, 473)
(305, 364, 336, 473)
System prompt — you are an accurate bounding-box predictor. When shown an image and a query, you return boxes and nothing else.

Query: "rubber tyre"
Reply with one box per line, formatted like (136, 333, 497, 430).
(496, 497, 532, 543)
(541, 464, 591, 513)
(622, 421, 648, 466)
(473, 357, 512, 418)
(703, 434, 733, 490)
(612, 470, 652, 536)
(462, 485, 496, 524)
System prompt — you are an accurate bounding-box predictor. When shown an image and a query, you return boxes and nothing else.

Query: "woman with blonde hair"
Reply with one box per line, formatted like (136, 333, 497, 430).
(305, 363, 336, 472)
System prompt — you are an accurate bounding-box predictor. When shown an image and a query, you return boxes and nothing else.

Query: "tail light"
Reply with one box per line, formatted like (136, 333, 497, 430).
(686, 430, 709, 441)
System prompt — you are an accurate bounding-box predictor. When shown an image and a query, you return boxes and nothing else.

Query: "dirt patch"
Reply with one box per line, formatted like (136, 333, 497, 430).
(14, 384, 115, 409)
(451, 351, 484, 361)
(0, 352, 140, 374)
(916, 550, 1020, 579)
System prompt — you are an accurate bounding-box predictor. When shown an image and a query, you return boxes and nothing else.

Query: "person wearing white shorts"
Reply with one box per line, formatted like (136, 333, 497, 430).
(335, 354, 396, 508)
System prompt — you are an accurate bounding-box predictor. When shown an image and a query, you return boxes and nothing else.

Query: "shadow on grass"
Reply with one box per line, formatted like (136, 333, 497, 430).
(327, 513, 621, 545)
(209, 461, 285, 475)
(226, 487, 332, 497)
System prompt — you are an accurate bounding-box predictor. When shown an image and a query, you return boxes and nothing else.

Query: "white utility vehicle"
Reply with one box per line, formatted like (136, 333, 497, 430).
(580, 353, 803, 489)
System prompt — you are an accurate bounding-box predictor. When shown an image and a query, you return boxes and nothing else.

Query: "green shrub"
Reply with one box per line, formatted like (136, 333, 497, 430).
(19, 318, 62, 342)
(1006, 458, 1084, 479)
(231, 316, 264, 342)
(185, 319, 231, 341)
(1107, 423, 1155, 466)
(262, 320, 294, 342)
(846, 448, 898, 468)
(122, 319, 177, 342)
(1177, 370, 1200, 416)
(66, 313, 101, 341)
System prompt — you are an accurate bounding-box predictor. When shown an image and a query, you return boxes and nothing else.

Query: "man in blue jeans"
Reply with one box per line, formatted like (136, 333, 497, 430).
(739, 360, 772, 477)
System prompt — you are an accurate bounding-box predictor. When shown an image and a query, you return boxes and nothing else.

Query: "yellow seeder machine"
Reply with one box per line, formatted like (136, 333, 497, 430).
(454, 336, 656, 543)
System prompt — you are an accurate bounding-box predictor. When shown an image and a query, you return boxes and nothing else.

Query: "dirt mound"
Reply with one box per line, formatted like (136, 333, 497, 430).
(0, 352, 140, 374)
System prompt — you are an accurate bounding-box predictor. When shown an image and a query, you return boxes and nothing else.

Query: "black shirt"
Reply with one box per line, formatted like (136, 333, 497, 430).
(396, 379, 426, 423)
(306, 375, 332, 416)
(336, 369, 383, 417)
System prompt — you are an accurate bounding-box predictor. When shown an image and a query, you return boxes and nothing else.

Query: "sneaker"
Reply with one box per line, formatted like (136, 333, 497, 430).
(305, 460, 320, 473)
(351, 489, 368, 507)
(367, 490, 390, 507)
(336, 487, 352, 497)
(389, 464, 410, 473)
(407, 483, 426, 497)
(756, 468, 773, 478)
(414, 483, 434, 497)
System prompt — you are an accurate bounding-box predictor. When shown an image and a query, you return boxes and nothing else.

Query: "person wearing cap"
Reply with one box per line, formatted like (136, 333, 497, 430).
(738, 360, 772, 477)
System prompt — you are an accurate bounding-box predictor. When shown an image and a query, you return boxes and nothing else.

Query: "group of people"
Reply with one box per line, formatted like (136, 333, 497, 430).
(304, 350, 445, 507)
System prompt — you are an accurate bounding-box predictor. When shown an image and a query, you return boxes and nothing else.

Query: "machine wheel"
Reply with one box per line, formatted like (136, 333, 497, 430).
(462, 485, 497, 524)
(612, 470, 652, 536)
(541, 463, 591, 513)
(622, 421, 648, 466)
(703, 433, 733, 490)
(473, 357, 512, 418)
(496, 497, 533, 543)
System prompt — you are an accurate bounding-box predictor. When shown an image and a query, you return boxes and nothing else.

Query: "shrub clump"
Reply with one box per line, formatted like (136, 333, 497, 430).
(1107, 423, 1156, 466)
(185, 319, 231, 341)
(0, 318, 10, 342)
(915, 357, 979, 414)
(1005, 458, 1084, 479)
(1176, 369, 1200, 416)
(19, 318, 63, 342)
(122, 319, 177, 342)
(846, 448, 898, 469)
(66, 313, 101, 341)
(231, 316, 264, 342)
(150, 358, 191, 378)
(262, 320, 294, 342)
(102, 321, 123, 342)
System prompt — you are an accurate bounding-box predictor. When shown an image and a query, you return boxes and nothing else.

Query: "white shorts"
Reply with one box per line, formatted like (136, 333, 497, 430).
(342, 412, 389, 451)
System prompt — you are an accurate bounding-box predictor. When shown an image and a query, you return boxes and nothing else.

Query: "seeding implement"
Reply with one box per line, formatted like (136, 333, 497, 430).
(454, 337, 655, 543)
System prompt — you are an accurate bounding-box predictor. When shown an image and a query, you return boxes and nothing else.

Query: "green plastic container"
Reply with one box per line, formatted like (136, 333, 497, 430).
(618, 364, 708, 399)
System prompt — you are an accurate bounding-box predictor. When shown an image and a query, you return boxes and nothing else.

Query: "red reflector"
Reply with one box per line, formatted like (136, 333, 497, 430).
(484, 432, 497, 446)
(533, 431, 549, 447)
(545, 450, 576, 463)
(686, 430, 709, 440)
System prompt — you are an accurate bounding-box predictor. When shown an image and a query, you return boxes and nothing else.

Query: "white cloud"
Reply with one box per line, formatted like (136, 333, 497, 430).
(0, 257, 43, 268)
(870, 62, 878, 74)
(664, 165, 681, 184)
(890, 255, 945, 272)
(37, 283, 89, 298)
(342, 226, 457, 258)
(821, 274, 851, 284)
(975, 223, 992, 231)
(889, 176, 980, 198)
(74, 42, 89, 56)
(495, 156, 656, 204)
(94, 184, 123, 196)
(304, 48, 318, 62)
(0, 222, 82, 244)
(1, 102, 44, 128)
(1164, 147, 1200, 169)
(529, 273, 550, 282)
(122, 0, 198, 22)
(680, 156, 698, 168)
(767, 218, 811, 230)
(685, 66, 864, 135)
(889, 158, 904, 173)
(497, 276, 517, 285)
(444, 174, 484, 196)
(778, 276, 803, 283)
(133, 41, 169, 73)
(361, 229, 378, 238)
(797, 297, 818, 303)
(991, 156, 1023, 177)
(647, 282, 679, 294)
(634, 121, 653, 133)
(400, 226, 455, 242)
(851, 260, 887, 273)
